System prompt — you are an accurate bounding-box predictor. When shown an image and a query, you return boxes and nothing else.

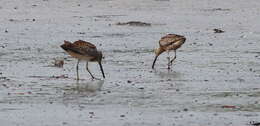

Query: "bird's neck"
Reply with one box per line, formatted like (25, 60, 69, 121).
(155, 47, 165, 56)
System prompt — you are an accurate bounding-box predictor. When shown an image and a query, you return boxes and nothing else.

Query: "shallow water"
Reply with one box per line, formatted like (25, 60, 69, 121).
(1, 0, 260, 125)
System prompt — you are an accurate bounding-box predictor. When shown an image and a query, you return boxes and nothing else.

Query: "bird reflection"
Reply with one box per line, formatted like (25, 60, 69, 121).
(153, 68, 181, 78)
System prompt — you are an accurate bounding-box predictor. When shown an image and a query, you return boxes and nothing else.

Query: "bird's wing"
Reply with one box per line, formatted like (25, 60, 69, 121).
(61, 40, 99, 57)
(73, 40, 97, 49)
(66, 45, 99, 57)
(159, 34, 185, 47)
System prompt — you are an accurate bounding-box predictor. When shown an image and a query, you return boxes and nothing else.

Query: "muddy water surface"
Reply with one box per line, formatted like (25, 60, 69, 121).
(1, 0, 260, 126)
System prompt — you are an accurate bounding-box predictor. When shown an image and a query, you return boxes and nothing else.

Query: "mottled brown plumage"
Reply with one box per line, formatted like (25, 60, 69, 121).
(152, 34, 186, 69)
(61, 40, 105, 80)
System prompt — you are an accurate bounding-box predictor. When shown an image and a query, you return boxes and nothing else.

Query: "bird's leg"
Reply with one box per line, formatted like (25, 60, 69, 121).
(167, 50, 171, 69)
(86, 61, 95, 79)
(76, 59, 80, 80)
(169, 50, 177, 66)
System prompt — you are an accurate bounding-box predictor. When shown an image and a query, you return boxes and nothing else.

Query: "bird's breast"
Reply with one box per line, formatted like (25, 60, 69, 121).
(66, 50, 95, 61)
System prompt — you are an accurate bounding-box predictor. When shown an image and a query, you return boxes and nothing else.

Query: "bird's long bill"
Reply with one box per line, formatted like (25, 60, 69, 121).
(152, 55, 158, 69)
(98, 62, 105, 78)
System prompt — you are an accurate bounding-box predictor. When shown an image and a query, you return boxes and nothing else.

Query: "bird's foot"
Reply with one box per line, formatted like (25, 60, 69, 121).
(91, 77, 101, 81)
(167, 64, 171, 70)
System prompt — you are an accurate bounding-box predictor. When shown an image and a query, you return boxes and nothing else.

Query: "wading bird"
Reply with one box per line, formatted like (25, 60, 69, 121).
(152, 34, 186, 69)
(60, 40, 105, 80)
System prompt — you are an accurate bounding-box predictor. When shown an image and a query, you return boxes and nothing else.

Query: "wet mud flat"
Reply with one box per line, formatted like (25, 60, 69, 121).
(1, 0, 260, 126)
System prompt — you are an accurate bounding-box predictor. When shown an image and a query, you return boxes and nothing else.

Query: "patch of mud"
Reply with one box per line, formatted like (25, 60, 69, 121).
(93, 14, 126, 18)
(116, 21, 151, 26)
(103, 33, 132, 38)
(202, 8, 231, 12)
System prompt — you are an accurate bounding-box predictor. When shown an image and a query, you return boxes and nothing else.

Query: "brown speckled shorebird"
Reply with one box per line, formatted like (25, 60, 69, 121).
(61, 40, 105, 80)
(152, 34, 186, 69)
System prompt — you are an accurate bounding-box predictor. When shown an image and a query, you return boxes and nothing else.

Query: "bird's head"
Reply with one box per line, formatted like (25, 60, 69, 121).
(96, 51, 103, 62)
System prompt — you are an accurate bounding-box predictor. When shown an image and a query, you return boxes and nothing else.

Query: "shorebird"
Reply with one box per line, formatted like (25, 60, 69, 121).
(60, 40, 105, 80)
(152, 34, 186, 69)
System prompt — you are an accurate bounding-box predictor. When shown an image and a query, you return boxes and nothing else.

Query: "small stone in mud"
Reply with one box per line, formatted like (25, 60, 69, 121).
(120, 115, 125, 117)
(204, 79, 209, 82)
(213, 28, 225, 33)
(237, 78, 245, 82)
(62, 122, 68, 125)
(77, 32, 85, 34)
(2, 84, 8, 88)
(250, 121, 260, 126)
(176, 89, 180, 92)
(32, 19, 36, 21)
(54, 59, 64, 67)
(5, 29, 8, 33)
(107, 90, 111, 93)
(138, 87, 144, 90)
(9, 19, 16, 22)
(127, 80, 132, 83)
(183, 108, 188, 111)
(14, 7, 18, 9)
(209, 43, 213, 46)
(89, 112, 94, 115)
